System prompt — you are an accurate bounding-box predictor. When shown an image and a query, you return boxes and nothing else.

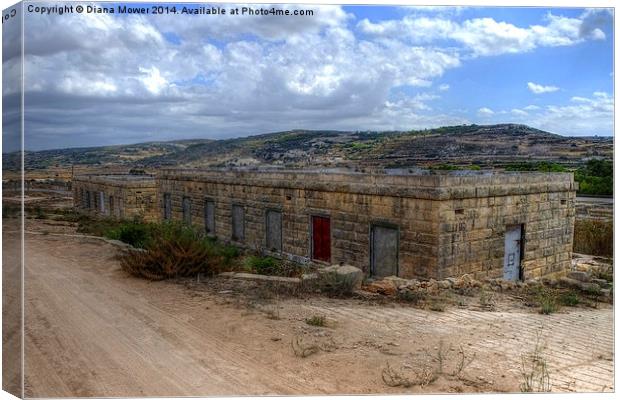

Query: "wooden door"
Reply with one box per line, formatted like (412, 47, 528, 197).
(312, 216, 331, 262)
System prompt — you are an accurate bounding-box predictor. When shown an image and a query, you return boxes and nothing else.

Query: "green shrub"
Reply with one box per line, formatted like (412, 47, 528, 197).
(574, 159, 613, 196)
(397, 289, 426, 304)
(537, 289, 559, 315)
(559, 292, 579, 307)
(105, 221, 152, 248)
(305, 315, 327, 327)
(118, 222, 240, 280)
(245, 256, 279, 274)
(120, 222, 222, 280)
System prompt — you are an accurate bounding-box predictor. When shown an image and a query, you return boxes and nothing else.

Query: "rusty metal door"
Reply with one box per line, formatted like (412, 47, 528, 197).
(371, 225, 399, 278)
(204, 199, 215, 235)
(503, 225, 522, 281)
(312, 216, 331, 262)
(266, 210, 282, 252)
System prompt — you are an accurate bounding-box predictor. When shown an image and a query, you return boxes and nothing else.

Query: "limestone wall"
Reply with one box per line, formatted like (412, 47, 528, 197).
(437, 174, 576, 280)
(157, 169, 576, 280)
(158, 169, 441, 277)
(73, 175, 158, 221)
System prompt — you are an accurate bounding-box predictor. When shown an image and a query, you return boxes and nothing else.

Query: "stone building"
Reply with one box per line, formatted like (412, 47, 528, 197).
(156, 168, 577, 281)
(73, 174, 158, 221)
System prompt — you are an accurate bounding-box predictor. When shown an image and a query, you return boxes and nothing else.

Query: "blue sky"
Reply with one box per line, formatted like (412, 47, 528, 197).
(2, 3, 615, 150)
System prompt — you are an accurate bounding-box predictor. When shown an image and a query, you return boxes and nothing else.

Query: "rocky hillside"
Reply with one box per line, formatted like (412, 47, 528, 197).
(6, 124, 613, 172)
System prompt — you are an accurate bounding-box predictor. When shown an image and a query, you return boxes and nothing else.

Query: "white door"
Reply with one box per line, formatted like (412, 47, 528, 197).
(503, 225, 522, 281)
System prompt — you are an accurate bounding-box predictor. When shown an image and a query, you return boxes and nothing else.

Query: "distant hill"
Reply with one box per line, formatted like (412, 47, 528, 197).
(4, 124, 613, 172)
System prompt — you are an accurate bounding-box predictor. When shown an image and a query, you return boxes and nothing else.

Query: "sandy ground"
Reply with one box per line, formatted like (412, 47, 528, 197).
(2, 219, 23, 397)
(14, 219, 613, 397)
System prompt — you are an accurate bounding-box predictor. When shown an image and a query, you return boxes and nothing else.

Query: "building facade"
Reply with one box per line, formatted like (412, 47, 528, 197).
(156, 169, 576, 281)
(73, 174, 158, 221)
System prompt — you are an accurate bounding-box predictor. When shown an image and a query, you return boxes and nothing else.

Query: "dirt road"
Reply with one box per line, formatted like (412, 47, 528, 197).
(23, 231, 614, 396)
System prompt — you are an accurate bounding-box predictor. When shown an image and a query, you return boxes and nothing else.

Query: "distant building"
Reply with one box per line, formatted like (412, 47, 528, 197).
(74, 169, 577, 281)
(72, 174, 158, 221)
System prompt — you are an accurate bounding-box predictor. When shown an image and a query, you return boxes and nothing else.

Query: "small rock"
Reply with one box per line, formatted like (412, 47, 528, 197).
(437, 280, 451, 289)
(383, 275, 410, 288)
(364, 280, 397, 296)
(567, 270, 590, 282)
(318, 264, 364, 289)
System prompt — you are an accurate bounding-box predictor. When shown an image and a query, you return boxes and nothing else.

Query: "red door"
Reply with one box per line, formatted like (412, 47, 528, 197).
(312, 216, 331, 262)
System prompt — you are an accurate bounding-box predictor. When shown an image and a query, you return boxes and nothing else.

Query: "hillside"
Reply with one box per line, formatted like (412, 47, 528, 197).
(4, 124, 613, 173)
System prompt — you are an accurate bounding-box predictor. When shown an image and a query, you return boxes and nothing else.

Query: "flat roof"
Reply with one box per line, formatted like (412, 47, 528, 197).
(158, 168, 576, 200)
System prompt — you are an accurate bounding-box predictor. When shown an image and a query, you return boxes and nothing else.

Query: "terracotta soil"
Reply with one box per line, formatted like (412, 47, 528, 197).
(9, 219, 614, 396)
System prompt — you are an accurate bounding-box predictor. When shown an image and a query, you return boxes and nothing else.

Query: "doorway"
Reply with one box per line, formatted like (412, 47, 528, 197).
(503, 224, 523, 281)
(311, 215, 331, 262)
(371, 225, 399, 278)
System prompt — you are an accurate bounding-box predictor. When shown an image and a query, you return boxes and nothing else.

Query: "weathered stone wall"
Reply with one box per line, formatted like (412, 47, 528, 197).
(73, 175, 158, 221)
(157, 169, 576, 280)
(437, 174, 576, 280)
(158, 170, 441, 277)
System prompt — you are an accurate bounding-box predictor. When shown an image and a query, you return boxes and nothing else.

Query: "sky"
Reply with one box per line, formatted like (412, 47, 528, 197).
(1, 2, 615, 151)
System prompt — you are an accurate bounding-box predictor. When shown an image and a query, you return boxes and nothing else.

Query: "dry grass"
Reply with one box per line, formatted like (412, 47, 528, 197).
(382, 340, 476, 389)
(519, 330, 551, 392)
(574, 219, 613, 257)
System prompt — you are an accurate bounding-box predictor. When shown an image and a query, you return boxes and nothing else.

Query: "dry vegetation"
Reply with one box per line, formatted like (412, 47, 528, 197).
(573, 219, 613, 257)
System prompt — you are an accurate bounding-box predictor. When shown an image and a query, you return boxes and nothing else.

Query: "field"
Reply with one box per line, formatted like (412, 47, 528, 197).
(9, 214, 612, 396)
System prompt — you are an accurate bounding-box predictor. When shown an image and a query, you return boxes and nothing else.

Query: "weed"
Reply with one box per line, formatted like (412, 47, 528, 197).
(291, 335, 319, 358)
(451, 345, 476, 378)
(479, 288, 496, 310)
(305, 315, 327, 327)
(243, 256, 301, 277)
(520, 330, 551, 392)
(398, 289, 426, 305)
(245, 255, 279, 274)
(381, 363, 436, 388)
(558, 291, 579, 307)
(583, 284, 602, 297)
(573, 219, 613, 257)
(535, 287, 559, 315)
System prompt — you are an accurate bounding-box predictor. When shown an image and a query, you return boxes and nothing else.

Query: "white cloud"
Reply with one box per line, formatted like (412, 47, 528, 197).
(357, 8, 611, 57)
(524, 104, 540, 110)
(477, 107, 494, 116)
(511, 108, 528, 116)
(11, 5, 613, 150)
(511, 92, 613, 136)
(139, 66, 168, 95)
(527, 82, 559, 94)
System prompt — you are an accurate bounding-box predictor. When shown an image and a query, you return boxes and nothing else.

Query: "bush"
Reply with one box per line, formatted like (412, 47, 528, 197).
(574, 219, 613, 257)
(559, 292, 579, 307)
(118, 222, 237, 280)
(245, 256, 279, 274)
(105, 221, 152, 248)
(537, 289, 559, 315)
(574, 159, 613, 196)
(305, 315, 327, 327)
(315, 271, 357, 296)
